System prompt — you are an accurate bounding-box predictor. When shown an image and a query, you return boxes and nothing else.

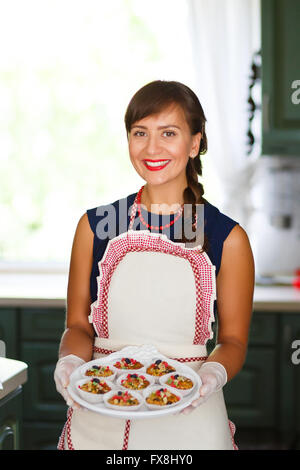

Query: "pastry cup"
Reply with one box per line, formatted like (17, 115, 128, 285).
(103, 389, 144, 411)
(143, 384, 183, 410)
(76, 378, 115, 404)
(111, 356, 146, 376)
(159, 371, 197, 396)
(79, 362, 118, 382)
(144, 357, 178, 383)
(116, 372, 155, 391)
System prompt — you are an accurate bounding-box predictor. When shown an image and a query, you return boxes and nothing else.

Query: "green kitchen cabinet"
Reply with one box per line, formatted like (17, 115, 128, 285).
(224, 348, 276, 428)
(223, 311, 300, 448)
(278, 315, 300, 436)
(261, 0, 300, 155)
(224, 313, 277, 428)
(0, 306, 67, 449)
(1, 306, 300, 449)
(20, 307, 66, 341)
(0, 386, 23, 450)
(0, 308, 18, 359)
(19, 307, 67, 449)
(21, 342, 67, 422)
(22, 421, 65, 451)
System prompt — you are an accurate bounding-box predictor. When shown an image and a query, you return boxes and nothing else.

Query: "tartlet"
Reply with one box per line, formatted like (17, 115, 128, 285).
(165, 374, 194, 390)
(108, 390, 139, 406)
(76, 378, 114, 403)
(118, 373, 152, 390)
(103, 389, 144, 411)
(146, 359, 176, 378)
(113, 357, 144, 371)
(144, 386, 181, 409)
(84, 364, 115, 378)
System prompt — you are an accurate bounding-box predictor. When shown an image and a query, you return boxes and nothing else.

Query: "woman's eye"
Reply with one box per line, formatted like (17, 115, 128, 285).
(163, 131, 176, 137)
(133, 131, 146, 137)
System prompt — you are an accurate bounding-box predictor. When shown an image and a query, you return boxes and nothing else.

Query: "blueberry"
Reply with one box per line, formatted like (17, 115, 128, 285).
(118, 391, 122, 396)
(155, 360, 162, 365)
(174, 375, 179, 379)
(92, 365, 99, 369)
(159, 388, 164, 392)
(92, 378, 100, 383)
(125, 358, 131, 364)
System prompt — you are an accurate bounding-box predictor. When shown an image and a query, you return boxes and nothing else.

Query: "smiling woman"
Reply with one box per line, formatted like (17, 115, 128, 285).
(0, 0, 195, 265)
(54, 80, 254, 450)
(128, 105, 201, 196)
(125, 80, 207, 243)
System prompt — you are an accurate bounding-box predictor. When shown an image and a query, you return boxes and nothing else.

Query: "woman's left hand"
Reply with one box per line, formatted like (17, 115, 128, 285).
(180, 362, 227, 415)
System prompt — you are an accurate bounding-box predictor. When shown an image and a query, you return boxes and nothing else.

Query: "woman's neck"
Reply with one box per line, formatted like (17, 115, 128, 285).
(140, 183, 186, 215)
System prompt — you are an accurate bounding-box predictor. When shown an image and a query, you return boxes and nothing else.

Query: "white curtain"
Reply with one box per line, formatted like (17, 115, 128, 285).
(187, 0, 261, 228)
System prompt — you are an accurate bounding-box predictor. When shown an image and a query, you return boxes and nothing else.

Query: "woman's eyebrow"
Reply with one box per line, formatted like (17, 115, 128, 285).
(131, 124, 181, 129)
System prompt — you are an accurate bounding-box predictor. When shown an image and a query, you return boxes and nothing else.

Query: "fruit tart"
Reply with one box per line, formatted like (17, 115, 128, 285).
(145, 387, 181, 408)
(76, 378, 113, 403)
(146, 359, 176, 378)
(113, 357, 144, 371)
(103, 389, 144, 411)
(165, 374, 194, 391)
(84, 364, 115, 378)
(119, 373, 152, 390)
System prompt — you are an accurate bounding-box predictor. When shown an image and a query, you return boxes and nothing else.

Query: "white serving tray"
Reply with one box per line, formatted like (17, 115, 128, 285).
(68, 344, 201, 420)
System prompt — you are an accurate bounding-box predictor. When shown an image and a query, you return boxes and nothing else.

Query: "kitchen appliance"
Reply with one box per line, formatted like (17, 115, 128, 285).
(249, 156, 300, 278)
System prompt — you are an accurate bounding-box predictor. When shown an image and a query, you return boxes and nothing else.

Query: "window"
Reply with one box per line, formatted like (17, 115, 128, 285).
(0, 0, 197, 266)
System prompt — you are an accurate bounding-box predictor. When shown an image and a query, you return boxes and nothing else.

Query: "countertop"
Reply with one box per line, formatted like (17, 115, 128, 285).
(0, 272, 300, 312)
(0, 357, 28, 400)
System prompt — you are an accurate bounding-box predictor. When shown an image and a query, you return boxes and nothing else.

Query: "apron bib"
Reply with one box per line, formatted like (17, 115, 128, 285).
(58, 196, 238, 450)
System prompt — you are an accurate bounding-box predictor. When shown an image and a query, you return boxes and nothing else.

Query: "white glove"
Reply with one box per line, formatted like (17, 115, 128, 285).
(181, 361, 227, 415)
(54, 354, 85, 409)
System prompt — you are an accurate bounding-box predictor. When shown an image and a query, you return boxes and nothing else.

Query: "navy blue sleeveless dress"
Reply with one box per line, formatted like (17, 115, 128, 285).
(86, 191, 239, 309)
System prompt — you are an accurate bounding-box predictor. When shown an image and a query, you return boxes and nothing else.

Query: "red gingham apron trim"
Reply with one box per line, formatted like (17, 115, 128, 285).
(171, 356, 208, 362)
(90, 232, 216, 345)
(93, 346, 116, 355)
(57, 407, 75, 450)
(228, 419, 238, 450)
(66, 407, 75, 450)
(93, 346, 208, 362)
(89, 191, 216, 345)
(122, 420, 131, 450)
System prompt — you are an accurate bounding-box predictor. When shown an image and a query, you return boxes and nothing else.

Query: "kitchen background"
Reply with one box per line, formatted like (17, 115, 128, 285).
(0, 0, 300, 450)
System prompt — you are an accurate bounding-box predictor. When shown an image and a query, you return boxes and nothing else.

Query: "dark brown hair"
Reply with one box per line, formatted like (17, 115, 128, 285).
(124, 80, 208, 247)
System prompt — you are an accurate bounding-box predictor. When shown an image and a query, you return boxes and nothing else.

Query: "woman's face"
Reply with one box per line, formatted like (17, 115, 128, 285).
(128, 104, 201, 191)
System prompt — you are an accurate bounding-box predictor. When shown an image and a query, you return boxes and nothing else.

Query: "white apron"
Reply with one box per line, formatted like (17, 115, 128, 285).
(58, 197, 238, 450)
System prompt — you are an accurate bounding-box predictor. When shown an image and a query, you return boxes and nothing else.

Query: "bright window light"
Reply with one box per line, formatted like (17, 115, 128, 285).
(0, 0, 200, 264)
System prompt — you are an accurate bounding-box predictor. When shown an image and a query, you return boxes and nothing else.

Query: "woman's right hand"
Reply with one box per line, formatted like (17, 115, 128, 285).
(54, 354, 85, 409)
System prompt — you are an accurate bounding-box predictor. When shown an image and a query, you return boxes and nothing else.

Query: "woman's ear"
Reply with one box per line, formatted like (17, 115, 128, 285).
(190, 132, 202, 158)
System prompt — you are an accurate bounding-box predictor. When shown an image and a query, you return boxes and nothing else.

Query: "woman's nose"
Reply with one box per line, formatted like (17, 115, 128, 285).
(146, 135, 162, 155)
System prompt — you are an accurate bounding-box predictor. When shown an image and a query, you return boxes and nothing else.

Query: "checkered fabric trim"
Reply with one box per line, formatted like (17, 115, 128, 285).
(90, 230, 216, 345)
(93, 346, 208, 362)
(228, 419, 238, 450)
(171, 356, 208, 362)
(122, 420, 131, 450)
(57, 407, 74, 450)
